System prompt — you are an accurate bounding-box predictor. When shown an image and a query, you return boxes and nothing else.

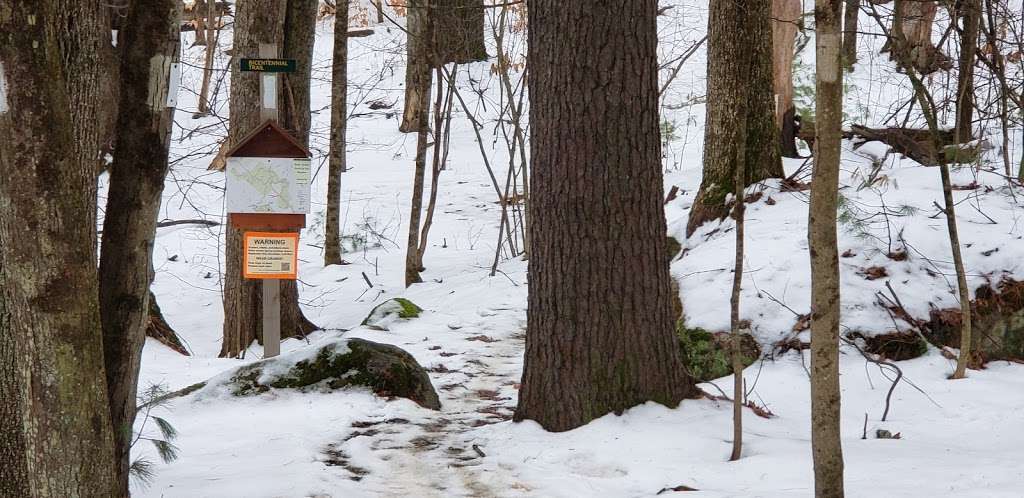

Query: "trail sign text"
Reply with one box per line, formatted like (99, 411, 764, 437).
(240, 58, 297, 72)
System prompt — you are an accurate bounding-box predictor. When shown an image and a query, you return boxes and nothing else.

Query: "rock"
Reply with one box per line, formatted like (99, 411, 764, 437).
(224, 338, 441, 410)
(846, 330, 928, 361)
(924, 278, 1024, 363)
(361, 298, 423, 331)
(676, 321, 761, 382)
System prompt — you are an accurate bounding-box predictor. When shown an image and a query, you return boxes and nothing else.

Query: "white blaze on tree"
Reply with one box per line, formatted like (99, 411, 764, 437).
(0, 63, 7, 114)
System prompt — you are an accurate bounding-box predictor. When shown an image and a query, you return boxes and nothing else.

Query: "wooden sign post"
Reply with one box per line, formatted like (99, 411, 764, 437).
(225, 44, 306, 358)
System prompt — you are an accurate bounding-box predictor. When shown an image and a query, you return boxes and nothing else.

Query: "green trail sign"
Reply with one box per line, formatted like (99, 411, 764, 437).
(240, 58, 297, 73)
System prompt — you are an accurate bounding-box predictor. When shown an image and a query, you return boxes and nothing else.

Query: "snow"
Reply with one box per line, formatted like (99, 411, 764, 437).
(126, 3, 1024, 497)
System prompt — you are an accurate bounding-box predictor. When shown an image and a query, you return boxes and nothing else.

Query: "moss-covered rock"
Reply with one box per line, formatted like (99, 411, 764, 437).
(925, 279, 1024, 362)
(361, 298, 423, 330)
(676, 321, 760, 382)
(225, 338, 441, 410)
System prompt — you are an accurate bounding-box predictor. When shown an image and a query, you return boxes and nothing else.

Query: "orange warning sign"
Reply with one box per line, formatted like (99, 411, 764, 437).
(243, 232, 299, 279)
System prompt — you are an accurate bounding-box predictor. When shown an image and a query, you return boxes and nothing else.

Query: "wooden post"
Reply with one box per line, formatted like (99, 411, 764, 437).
(259, 42, 281, 357)
(262, 279, 281, 357)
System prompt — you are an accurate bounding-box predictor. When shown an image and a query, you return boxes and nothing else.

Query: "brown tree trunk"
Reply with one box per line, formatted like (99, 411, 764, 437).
(325, 0, 349, 266)
(843, 0, 860, 68)
(0, 268, 29, 498)
(400, 0, 434, 133)
(773, 0, 803, 158)
(514, 0, 693, 432)
(0, 1, 119, 495)
(405, 116, 430, 287)
(222, 0, 317, 358)
(729, 119, 749, 463)
(399, 0, 485, 133)
(955, 0, 981, 143)
(689, 0, 783, 236)
(416, 67, 452, 267)
(147, 290, 190, 355)
(99, 1, 181, 494)
(282, 0, 317, 144)
(196, 0, 221, 116)
(435, 0, 487, 64)
(810, 1, 846, 496)
(193, 0, 209, 45)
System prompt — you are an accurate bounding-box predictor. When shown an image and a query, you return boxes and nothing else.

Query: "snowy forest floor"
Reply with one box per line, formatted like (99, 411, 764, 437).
(125, 4, 1024, 497)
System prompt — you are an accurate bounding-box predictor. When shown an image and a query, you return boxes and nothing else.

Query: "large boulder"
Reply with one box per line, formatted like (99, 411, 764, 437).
(224, 338, 441, 409)
(677, 321, 760, 382)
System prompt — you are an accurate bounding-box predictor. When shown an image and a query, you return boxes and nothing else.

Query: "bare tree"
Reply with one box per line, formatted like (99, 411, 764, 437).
(0, 1, 119, 495)
(196, 0, 223, 116)
(729, 122, 748, 462)
(843, 0, 861, 68)
(514, 0, 693, 432)
(325, 0, 349, 266)
(773, 0, 804, 158)
(955, 0, 982, 144)
(809, 0, 846, 496)
(99, 0, 181, 493)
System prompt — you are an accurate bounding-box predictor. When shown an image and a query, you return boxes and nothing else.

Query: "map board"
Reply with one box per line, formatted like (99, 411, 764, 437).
(226, 156, 310, 214)
(243, 232, 299, 279)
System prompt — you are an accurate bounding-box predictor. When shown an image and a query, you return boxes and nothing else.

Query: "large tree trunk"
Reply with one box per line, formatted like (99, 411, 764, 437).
(688, 0, 783, 236)
(0, 1, 119, 495)
(222, 0, 317, 358)
(878, 0, 947, 74)
(514, 0, 693, 432)
(773, 0, 803, 158)
(435, 0, 487, 64)
(810, 1, 846, 496)
(99, 1, 181, 494)
(325, 0, 349, 266)
(282, 0, 317, 144)
(954, 0, 981, 143)
(399, 0, 485, 133)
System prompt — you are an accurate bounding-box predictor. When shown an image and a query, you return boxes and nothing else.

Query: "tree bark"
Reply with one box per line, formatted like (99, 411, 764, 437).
(325, 0, 349, 266)
(405, 114, 430, 287)
(400, 0, 434, 133)
(955, 0, 981, 143)
(196, 0, 221, 116)
(842, 0, 860, 68)
(222, 0, 317, 358)
(729, 116, 749, 462)
(514, 0, 693, 432)
(773, 0, 803, 158)
(282, 0, 317, 145)
(99, 1, 181, 494)
(399, 0, 485, 133)
(435, 0, 487, 64)
(810, 1, 846, 496)
(0, 1, 119, 495)
(689, 0, 783, 236)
